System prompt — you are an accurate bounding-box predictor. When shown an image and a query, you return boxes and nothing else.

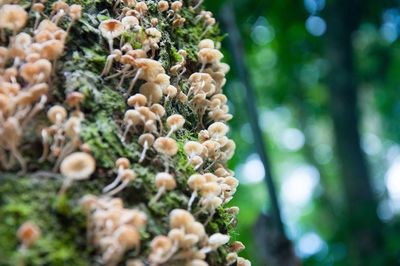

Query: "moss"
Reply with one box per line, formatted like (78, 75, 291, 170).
(0, 0, 237, 265)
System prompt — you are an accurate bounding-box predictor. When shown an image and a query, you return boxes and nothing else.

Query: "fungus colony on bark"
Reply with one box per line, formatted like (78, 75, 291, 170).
(0, 0, 250, 265)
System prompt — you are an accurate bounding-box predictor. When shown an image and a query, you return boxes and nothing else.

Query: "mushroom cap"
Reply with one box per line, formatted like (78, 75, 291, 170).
(171, 1, 183, 12)
(47, 105, 67, 124)
(60, 152, 96, 180)
(0, 4, 28, 31)
(153, 137, 178, 156)
(127, 93, 147, 107)
(114, 225, 140, 250)
(155, 172, 176, 190)
(163, 85, 177, 97)
(99, 19, 124, 39)
(64, 117, 81, 138)
(17, 222, 41, 247)
(200, 181, 221, 196)
(187, 174, 206, 190)
(186, 221, 206, 238)
(124, 109, 143, 125)
(69, 4, 82, 20)
(145, 27, 162, 42)
(208, 122, 229, 139)
(116, 157, 130, 169)
(208, 233, 230, 248)
(122, 16, 139, 29)
(134, 58, 165, 82)
(150, 103, 165, 117)
(198, 39, 215, 50)
(158, 1, 169, 12)
(184, 141, 203, 156)
(150, 235, 172, 252)
(198, 48, 223, 64)
(138, 133, 155, 146)
(139, 82, 163, 103)
(121, 169, 137, 181)
(166, 114, 185, 130)
(137, 106, 157, 121)
(168, 228, 185, 244)
(169, 209, 195, 229)
(186, 259, 209, 266)
(66, 92, 85, 107)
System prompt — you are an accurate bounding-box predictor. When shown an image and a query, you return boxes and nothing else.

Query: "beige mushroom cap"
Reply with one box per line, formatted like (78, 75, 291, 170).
(154, 137, 178, 156)
(60, 152, 96, 180)
(0, 4, 28, 31)
(208, 233, 230, 248)
(169, 209, 195, 229)
(99, 19, 124, 40)
(155, 172, 176, 190)
(17, 221, 41, 247)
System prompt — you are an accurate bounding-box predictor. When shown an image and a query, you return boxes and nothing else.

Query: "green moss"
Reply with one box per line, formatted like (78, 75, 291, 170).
(0, 1, 237, 265)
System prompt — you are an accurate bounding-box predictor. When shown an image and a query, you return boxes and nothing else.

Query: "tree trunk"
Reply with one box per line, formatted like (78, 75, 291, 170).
(0, 1, 246, 265)
(325, 0, 383, 263)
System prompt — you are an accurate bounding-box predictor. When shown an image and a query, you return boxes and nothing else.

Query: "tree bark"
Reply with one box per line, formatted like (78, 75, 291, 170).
(325, 0, 383, 262)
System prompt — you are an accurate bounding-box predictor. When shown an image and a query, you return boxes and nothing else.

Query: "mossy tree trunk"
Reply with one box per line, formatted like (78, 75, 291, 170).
(0, 0, 244, 265)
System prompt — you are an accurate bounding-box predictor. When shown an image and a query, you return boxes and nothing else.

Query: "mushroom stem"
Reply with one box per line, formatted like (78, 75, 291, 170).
(188, 190, 198, 211)
(122, 121, 133, 142)
(101, 54, 116, 76)
(53, 139, 79, 171)
(127, 68, 143, 95)
(203, 209, 216, 226)
(107, 179, 130, 196)
(199, 63, 206, 73)
(193, 0, 204, 10)
(103, 171, 123, 193)
(10, 146, 26, 173)
(58, 177, 73, 195)
(150, 186, 166, 204)
(21, 95, 47, 128)
(139, 142, 149, 163)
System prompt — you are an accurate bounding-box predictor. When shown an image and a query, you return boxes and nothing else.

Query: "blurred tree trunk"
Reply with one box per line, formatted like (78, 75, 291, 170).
(221, 2, 300, 266)
(325, 0, 383, 263)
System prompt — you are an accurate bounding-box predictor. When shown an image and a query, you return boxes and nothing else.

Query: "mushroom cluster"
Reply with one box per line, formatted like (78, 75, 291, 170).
(94, 1, 246, 265)
(0, 1, 81, 172)
(40, 92, 86, 169)
(147, 209, 248, 266)
(3, 0, 249, 265)
(80, 195, 147, 266)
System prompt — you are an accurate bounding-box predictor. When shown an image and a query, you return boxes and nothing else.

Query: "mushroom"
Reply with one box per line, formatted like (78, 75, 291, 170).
(17, 221, 41, 250)
(138, 133, 155, 163)
(166, 114, 185, 137)
(122, 109, 142, 141)
(208, 122, 229, 140)
(0, 4, 28, 34)
(186, 260, 209, 266)
(151, 172, 176, 203)
(127, 58, 165, 95)
(139, 82, 163, 104)
(106, 169, 137, 196)
(157, 1, 169, 12)
(103, 157, 130, 193)
(149, 235, 172, 264)
(127, 93, 147, 108)
(169, 209, 195, 229)
(184, 141, 204, 169)
(102, 49, 122, 76)
(187, 174, 206, 210)
(201, 233, 230, 253)
(154, 137, 178, 157)
(198, 48, 223, 72)
(59, 152, 96, 195)
(99, 19, 124, 52)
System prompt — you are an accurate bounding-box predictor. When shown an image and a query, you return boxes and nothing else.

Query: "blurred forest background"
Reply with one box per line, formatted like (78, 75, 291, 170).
(204, 0, 400, 265)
